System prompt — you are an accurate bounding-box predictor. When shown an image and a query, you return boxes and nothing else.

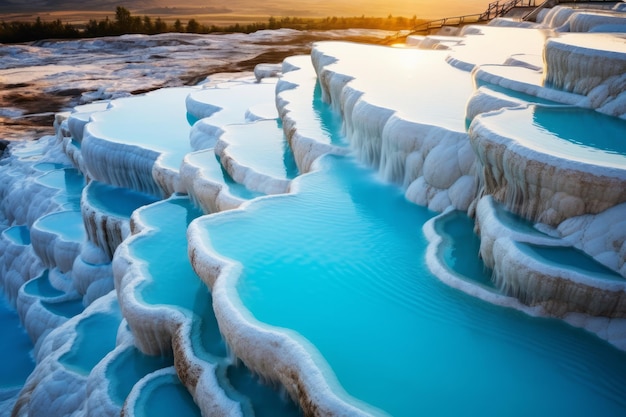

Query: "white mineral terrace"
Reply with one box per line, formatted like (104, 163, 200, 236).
(543, 33, 626, 96)
(469, 104, 626, 226)
(1, 4, 626, 417)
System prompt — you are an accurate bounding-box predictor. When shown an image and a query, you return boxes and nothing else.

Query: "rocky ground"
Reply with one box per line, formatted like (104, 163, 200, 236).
(0, 29, 395, 145)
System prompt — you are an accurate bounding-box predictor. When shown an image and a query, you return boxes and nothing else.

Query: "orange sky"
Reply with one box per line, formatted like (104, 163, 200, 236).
(0, 0, 495, 20)
(288, 0, 495, 18)
(193, 0, 495, 19)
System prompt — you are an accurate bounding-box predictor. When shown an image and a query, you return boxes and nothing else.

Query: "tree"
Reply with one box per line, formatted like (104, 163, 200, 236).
(174, 19, 183, 32)
(187, 19, 200, 33)
(143, 16, 153, 33)
(115, 6, 132, 32)
(154, 17, 167, 33)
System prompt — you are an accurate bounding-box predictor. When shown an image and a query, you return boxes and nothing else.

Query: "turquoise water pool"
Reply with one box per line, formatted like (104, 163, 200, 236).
(41, 298, 85, 318)
(279, 57, 348, 147)
(132, 198, 205, 310)
(225, 364, 302, 417)
(36, 168, 85, 194)
(106, 346, 173, 406)
(34, 210, 86, 242)
(434, 210, 496, 289)
(517, 242, 625, 281)
(0, 291, 35, 389)
(35, 168, 85, 209)
(87, 88, 197, 170)
(3, 225, 31, 246)
(186, 150, 263, 201)
(85, 181, 158, 218)
(133, 371, 201, 417)
(23, 270, 64, 298)
(128, 197, 301, 413)
(219, 119, 299, 180)
(474, 81, 562, 106)
(199, 154, 626, 417)
(33, 162, 70, 171)
(59, 306, 122, 376)
(532, 106, 626, 156)
(484, 105, 626, 168)
(312, 82, 348, 146)
(491, 200, 553, 237)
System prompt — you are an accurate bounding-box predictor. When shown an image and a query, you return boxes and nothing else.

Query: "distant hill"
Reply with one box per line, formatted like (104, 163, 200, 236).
(0, 1, 185, 12)
(0, 1, 234, 13)
(0, 0, 493, 20)
(0, 0, 128, 12)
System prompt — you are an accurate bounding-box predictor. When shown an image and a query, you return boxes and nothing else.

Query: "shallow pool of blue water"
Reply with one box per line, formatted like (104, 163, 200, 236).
(434, 210, 495, 289)
(133, 372, 201, 417)
(201, 154, 626, 417)
(36, 168, 85, 209)
(59, 305, 122, 376)
(85, 181, 158, 218)
(186, 151, 263, 201)
(310, 82, 348, 146)
(34, 210, 86, 242)
(129, 198, 226, 363)
(3, 225, 31, 246)
(225, 364, 302, 417)
(33, 162, 70, 172)
(132, 198, 205, 311)
(0, 292, 35, 389)
(220, 119, 299, 180)
(23, 270, 64, 298)
(128, 199, 230, 362)
(517, 242, 625, 281)
(88, 88, 197, 170)
(484, 105, 626, 168)
(491, 200, 553, 237)
(475, 81, 562, 106)
(533, 106, 626, 156)
(129, 197, 301, 413)
(312, 82, 348, 146)
(106, 346, 173, 406)
(41, 298, 85, 318)
(36, 168, 84, 193)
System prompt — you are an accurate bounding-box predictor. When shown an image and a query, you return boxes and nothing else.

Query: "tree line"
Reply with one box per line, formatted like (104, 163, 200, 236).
(0, 6, 423, 43)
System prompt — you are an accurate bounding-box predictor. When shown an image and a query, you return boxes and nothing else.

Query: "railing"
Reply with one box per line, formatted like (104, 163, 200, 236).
(411, 0, 537, 32)
(522, 0, 620, 20)
(522, 0, 553, 21)
(413, 14, 483, 32)
(479, 0, 537, 20)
